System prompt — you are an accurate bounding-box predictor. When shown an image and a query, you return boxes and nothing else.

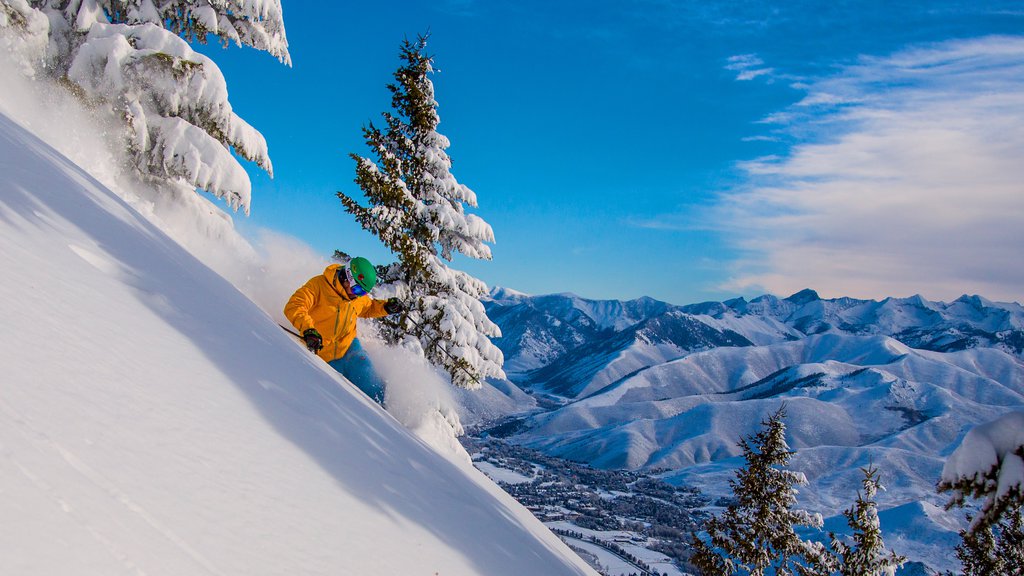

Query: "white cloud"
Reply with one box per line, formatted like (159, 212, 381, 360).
(741, 135, 781, 143)
(718, 36, 1024, 303)
(726, 53, 775, 81)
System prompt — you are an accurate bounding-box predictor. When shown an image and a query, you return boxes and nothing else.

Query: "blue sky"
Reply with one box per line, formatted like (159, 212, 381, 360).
(197, 1, 1024, 305)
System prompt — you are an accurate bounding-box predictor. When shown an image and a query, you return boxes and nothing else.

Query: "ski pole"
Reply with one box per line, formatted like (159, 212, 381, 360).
(281, 324, 324, 352)
(279, 324, 303, 340)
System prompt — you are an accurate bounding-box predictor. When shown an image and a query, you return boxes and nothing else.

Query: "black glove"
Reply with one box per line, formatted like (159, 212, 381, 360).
(302, 328, 323, 353)
(384, 297, 404, 315)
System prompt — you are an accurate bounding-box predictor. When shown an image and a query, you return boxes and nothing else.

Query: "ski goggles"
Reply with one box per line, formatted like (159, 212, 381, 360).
(339, 267, 368, 296)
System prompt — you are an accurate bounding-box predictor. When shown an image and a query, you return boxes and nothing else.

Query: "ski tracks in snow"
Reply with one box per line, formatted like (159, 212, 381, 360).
(0, 397, 228, 576)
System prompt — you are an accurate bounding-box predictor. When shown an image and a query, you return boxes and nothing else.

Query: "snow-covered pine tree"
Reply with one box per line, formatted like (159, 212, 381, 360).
(939, 411, 1024, 530)
(939, 411, 1024, 575)
(338, 34, 504, 389)
(689, 406, 833, 576)
(828, 465, 906, 576)
(0, 0, 289, 213)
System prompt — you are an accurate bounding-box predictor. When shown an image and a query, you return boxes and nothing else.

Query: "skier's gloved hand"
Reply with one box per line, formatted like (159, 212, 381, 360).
(384, 297, 404, 315)
(302, 328, 323, 353)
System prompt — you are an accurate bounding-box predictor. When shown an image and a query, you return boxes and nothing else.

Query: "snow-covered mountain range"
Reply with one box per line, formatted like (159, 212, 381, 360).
(480, 287, 1024, 572)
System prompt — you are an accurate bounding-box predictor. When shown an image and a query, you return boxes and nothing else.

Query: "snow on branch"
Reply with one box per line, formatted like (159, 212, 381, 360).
(66, 21, 266, 212)
(940, 411, 1024, 529)
(3, 0, 289, 216)
(81, 0, 290, 65)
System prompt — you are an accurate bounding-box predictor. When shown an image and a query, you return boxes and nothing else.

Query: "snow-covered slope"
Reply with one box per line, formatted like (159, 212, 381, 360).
(511, 334, 1020, 479)
(0, 112, 596, 575)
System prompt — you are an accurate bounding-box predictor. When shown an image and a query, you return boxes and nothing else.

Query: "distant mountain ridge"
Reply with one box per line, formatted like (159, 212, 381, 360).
(683, 289, 1024, 354)
(479, 287, 1024, 573)
(485, 288, 1024, 401)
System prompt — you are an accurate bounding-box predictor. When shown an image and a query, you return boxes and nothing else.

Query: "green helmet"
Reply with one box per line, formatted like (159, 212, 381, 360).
(349, 257, 377, 292)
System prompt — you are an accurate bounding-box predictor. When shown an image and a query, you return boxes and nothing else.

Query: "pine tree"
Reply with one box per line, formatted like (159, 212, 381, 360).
(338, 34, 504, 389)
(828, 465, 906, 576)
(998, 511, 1024, 575)
(689, 406, 833, 576)
(955, 518, 1000, 576)
(953, 509, 1024, 576)
(1, 0, 289, 213)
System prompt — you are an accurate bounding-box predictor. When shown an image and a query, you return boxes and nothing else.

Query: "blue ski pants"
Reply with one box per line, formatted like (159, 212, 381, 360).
(327, 338, 386, 406)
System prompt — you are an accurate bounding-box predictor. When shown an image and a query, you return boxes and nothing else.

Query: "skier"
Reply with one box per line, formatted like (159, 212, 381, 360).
(284, 257, 403, 406)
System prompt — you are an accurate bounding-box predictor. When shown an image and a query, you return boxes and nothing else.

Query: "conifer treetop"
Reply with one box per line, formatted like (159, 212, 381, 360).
(690, 406, 831, 576)
(828, 465, 906, 576)
(339, 33, 503, 388)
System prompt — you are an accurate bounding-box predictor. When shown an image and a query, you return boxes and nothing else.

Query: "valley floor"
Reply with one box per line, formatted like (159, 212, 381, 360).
(462, 436, 703, 576)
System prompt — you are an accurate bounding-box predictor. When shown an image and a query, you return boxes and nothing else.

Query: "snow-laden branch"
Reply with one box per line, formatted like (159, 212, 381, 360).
(940, 411, 1024, 529)
(2, 0, 289, 215)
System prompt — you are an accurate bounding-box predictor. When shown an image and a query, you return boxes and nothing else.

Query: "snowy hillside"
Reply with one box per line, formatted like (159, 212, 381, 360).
(0, 111, 596, 575)
(479, 289, 1024, 572)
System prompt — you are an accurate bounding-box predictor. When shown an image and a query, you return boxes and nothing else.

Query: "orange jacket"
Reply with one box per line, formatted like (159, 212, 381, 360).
(284, 264, 389, 362)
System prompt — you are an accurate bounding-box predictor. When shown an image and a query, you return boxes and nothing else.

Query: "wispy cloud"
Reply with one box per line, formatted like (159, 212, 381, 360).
(717, 36, 1024, 302)
(741, 135, 782, 143)
(725, 54, 775, 81)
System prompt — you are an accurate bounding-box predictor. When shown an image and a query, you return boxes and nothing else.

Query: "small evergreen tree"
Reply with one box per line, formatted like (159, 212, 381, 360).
(338, 34, 504, 389)
(689, 406, 832, 576)
(828, 465, 905, 576)
(1, 0, 289, 213)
